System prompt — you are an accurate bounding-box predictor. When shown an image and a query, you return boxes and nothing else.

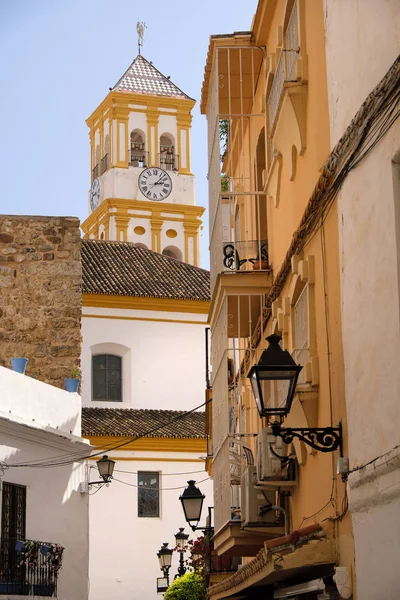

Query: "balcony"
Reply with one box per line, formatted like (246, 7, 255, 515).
(210, 193, 270, 292)
(159, 152, 178, 171)
(0, 538, 63, 597)
(129, 149, 148, 167)
(268, 0, 301, 131)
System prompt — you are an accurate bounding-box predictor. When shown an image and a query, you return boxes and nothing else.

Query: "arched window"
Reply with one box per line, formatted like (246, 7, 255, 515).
(93, 145, 100, 180)
(162, 245, 182, 261)
(159, 133, 177, 171)
(130, 129, 147, 167)
(92, 354, 122, 401)
(101, 135, 109, 174)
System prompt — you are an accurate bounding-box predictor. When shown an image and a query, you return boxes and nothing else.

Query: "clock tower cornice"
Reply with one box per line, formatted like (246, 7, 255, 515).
(86, 91, 195, 129)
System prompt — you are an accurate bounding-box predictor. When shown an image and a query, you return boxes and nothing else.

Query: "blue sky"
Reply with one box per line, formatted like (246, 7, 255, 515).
(0, 0, 256, 268)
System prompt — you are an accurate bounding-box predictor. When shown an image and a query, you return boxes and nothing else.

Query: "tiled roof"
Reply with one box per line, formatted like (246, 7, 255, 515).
(81, 239, 210, 302)
(112, 55, 192, 100)
(82, 407, 206, 438)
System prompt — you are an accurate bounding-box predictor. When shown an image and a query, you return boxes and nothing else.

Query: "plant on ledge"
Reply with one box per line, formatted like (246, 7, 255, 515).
(16, 540, 65, 574)
(46, 544, 64, 573)
(17, 540, 40, 570)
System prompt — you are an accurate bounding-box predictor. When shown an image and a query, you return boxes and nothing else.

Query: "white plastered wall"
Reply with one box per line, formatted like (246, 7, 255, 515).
(88, 450, 213, 600)
(324, 1, 400, 597)
(98, 168, 195, 206)
(81, 307, 208, 411)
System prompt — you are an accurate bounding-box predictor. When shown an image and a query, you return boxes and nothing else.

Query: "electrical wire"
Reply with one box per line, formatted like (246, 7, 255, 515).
(5, 399, 210, 469)
(112, 476, 211, 491)
(113, 468, 206, 476)
(296, 476, 335, 530)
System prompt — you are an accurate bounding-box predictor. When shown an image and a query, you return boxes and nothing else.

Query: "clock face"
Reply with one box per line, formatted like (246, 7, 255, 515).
(138, 168, 172, 201)
(90, 178, 100, 211)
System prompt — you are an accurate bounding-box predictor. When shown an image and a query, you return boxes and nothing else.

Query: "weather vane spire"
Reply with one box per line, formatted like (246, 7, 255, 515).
(136, 21, 147, 55)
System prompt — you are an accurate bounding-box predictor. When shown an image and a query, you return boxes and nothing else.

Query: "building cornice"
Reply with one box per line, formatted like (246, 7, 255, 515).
(82, 293, 209, 314)
(0, 413, 91, 453)
(87, 435, 207, 453)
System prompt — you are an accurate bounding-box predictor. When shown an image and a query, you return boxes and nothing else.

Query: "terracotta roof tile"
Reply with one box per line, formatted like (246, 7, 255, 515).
(82, 407, 206, 438)
(81, 239, 210, 302)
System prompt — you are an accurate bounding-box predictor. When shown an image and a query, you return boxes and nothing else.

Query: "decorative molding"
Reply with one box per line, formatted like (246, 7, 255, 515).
(87, 435, 207, 453)
(83, 313, 207, 326)
(82, 293, 209, 314)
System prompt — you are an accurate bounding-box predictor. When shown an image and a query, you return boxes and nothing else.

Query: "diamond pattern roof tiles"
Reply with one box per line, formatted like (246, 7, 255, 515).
(112, 54, 192, 99)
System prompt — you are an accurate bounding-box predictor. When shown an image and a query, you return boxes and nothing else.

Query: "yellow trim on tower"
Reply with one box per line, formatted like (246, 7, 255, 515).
(81, 198, 204, 240)
(82, 293, 210, 314)
(87, 435, 207, 453)
(114, 216, 130, 241)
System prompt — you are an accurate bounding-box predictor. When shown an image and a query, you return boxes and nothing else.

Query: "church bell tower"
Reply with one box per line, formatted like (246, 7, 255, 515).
(81, 54, 204, 266)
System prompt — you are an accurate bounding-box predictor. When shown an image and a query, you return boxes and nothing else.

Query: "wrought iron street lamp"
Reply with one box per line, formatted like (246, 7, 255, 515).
(85, 455, 116, 489)
(248, 334, 303, 418)
(179, 481, 205, 531)
(157, 542, 173, 585)
(96, 455, 116, 483)
(248, 335, 343, 454)
(174, 528, 189, 578)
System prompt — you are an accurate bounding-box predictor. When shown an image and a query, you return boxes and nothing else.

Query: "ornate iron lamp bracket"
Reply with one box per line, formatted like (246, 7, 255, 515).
(271, 421, 343, 456)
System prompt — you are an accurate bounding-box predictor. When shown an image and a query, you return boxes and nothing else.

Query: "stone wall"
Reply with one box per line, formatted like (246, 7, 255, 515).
(0, 215, 81, 389)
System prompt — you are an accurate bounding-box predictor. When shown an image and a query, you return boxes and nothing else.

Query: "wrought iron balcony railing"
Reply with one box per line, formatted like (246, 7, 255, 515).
(222, 240, 269, 273)
(129, 149, 148, 167)
(0, 537, 63, 597)
(159, 153, 178, 171)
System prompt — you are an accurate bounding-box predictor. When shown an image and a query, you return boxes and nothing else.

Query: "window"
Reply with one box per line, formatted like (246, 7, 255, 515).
(1, 482, 26, 582)
(92, 354, 122, 401)
(138, 472, 160, 517)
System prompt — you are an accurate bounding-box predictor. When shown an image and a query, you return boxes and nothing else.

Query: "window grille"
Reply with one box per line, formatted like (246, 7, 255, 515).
(138, 472, 160, 518)
(1, 483, 26, 584)
(92, 354, 122, 401)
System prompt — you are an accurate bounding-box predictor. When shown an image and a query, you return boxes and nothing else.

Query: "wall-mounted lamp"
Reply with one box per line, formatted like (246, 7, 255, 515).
(179, 480, 205, 532)
(248, 335, 343, 455)
(80, 455, 116, 493)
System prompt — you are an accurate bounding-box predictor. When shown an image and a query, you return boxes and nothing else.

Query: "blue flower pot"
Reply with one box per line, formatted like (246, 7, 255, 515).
(64, 378, 80, 393)
(11, 357, 28, 374)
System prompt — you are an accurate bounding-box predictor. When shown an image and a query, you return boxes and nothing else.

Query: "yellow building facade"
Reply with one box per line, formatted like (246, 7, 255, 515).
(202, 0, 355, 597)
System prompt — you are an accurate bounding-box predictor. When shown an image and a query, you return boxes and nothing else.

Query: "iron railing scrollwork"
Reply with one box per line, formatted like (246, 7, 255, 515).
(0, 537, 62, 597)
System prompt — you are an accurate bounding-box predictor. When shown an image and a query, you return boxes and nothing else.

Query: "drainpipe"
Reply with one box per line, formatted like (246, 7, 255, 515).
(270, 505, 289, 537)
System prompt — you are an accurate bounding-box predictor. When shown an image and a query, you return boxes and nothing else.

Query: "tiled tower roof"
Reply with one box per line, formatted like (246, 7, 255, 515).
(112, 54, 192, 99)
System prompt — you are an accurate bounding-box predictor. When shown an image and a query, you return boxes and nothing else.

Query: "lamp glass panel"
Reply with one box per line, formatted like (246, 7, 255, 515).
(183, 496, 203, 521)
(97, 457, 115, 479)
(158, 550, 172, 569)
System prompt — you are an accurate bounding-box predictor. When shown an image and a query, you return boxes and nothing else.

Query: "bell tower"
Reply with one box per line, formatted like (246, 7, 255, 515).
(81, 55, 204, 266)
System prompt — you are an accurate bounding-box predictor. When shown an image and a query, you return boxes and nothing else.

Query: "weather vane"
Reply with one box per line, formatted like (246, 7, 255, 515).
(136, 21, 147, 55)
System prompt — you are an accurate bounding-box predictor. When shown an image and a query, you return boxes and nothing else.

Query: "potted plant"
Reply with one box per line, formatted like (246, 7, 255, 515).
(11, 357, 28, 374)
(64, 367, 81, 393)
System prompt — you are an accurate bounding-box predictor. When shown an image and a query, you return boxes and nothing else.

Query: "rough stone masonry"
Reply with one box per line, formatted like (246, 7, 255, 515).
(0, 215, 82, 389)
